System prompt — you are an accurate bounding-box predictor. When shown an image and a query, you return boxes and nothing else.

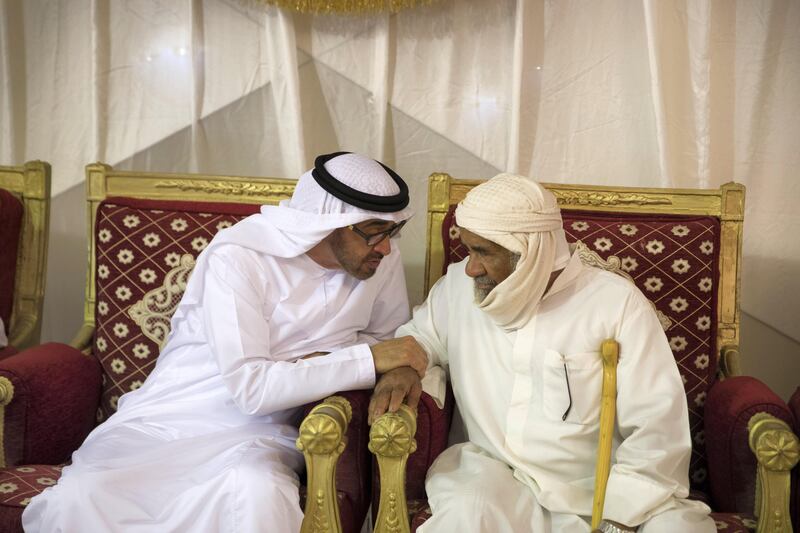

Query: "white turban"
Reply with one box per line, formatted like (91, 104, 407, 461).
(213, 153, 413, 257)
(176, 153, 413, 310)
(455, 173, 570, 331)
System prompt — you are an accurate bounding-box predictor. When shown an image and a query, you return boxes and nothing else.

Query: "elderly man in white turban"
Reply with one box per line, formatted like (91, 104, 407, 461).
(23, 152, 428, 533)
(369, 174, 715, 533)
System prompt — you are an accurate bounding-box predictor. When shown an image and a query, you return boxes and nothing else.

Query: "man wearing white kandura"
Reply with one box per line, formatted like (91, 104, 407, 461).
(369, 173, 715, 533)
(23, 152, 428, 533)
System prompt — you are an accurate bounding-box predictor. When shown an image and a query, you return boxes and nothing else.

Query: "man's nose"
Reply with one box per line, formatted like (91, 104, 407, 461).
(374, 236, 392, 256)
(465, 256, 484, 278)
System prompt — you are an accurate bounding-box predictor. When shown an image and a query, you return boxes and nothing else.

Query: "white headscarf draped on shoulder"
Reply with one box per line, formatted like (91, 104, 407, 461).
(455, 173, 570, 331)
(177, 152, 413, 310)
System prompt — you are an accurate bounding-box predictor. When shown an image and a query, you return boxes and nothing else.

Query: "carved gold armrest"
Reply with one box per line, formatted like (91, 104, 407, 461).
(296, 396, 353, 533)
(0, 376, 14, 467)
(369, 405, 418, 533)
(749, 412, 800, 533)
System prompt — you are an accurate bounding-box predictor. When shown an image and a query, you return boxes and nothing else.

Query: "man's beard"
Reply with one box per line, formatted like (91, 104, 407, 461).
(331, 232, 384, 280)
(473, 275, 498, 303)
(473, 252, 521, 303)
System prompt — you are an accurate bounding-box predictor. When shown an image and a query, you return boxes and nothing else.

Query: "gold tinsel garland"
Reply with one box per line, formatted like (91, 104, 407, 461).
(253, 0, 439, 14)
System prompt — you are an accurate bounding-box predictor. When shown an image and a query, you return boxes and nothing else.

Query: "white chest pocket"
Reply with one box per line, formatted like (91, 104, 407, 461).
(542, 349, 603, 425)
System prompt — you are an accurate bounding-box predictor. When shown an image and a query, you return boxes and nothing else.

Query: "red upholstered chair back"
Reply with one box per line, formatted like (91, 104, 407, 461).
(0, 162, 51, 350)
(78, 163, 297, 422)
(92, 197, 260, 421)
(423, 173, 746, 501)
(0, 188, 23, 328)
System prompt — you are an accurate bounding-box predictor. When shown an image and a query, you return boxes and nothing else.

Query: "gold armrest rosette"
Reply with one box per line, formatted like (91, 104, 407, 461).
(296, 395, 353, 533)
(748, 412, 800, 533)
(369, 404, 417, 533)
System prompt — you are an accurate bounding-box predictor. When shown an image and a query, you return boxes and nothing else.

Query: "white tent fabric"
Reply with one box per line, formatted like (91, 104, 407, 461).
(0, 0, 798, 349)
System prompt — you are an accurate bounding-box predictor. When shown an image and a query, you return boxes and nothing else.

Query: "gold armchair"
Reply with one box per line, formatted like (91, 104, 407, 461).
(0, 161, 50, 351)
(370, 174, 799, 533)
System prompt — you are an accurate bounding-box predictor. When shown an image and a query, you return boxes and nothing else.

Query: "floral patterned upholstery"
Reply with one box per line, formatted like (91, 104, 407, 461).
(443, 206, 720, 496)
(92, 197, 260, 421)
(0, 465, 63, 509)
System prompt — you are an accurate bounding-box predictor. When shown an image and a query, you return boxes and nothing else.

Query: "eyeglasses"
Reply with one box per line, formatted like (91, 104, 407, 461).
(348, 220, 406, 247)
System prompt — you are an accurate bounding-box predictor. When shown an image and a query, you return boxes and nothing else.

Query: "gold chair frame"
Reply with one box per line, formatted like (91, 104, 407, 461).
(370, 173, 799, 533)
(69, 163, 350, 532)
(0, 161, 51, 350)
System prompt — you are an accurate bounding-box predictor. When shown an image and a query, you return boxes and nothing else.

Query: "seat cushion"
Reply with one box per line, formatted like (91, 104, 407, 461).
(0, 188, 23, 328)
(92, 197, 260, 421)
(442, 206, 721, 495)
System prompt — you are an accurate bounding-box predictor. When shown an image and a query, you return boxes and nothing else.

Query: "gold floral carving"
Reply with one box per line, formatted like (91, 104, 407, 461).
(155, 180, 294, 199)
(553, 190, 672, 207)
(128, 254, 196, 349)
(297, 416, 343, 455)
(574, 242, 672, 331)
(754, 428, 800, 472)
(309, 490, 330, 533)
(369, 415, 417, 457)
(380, 490, 402, 533)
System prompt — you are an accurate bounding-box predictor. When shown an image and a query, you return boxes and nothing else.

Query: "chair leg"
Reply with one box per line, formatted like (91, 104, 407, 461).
(297, 396, 353, 533)
(749, 412, 800, 533)
(370, 404, 417, 533)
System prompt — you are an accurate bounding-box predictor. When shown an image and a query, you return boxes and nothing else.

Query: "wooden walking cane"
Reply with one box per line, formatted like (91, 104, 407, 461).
(591, 339, 620, 530)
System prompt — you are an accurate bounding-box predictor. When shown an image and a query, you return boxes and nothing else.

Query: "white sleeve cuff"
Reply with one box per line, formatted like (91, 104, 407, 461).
(602, 471, 676, 526)
(421, 365, 446, 408)
(349, 343, 377, 389)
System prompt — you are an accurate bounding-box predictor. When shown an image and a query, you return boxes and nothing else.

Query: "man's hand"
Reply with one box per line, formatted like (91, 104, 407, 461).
(370, 336, 428, 377)
(368, 366, 422, 425)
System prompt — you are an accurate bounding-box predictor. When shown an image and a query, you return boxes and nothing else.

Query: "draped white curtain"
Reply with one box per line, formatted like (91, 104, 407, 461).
(1, 0, 798, 346)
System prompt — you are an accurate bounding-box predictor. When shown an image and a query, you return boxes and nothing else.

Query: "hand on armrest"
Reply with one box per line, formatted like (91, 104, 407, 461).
(368, 367, 422, 425)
